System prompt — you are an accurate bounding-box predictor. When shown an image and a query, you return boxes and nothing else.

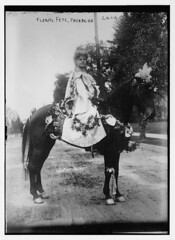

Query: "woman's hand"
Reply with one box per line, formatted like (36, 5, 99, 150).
(91, 96, 105, 105)
(88, 92, 93, 99)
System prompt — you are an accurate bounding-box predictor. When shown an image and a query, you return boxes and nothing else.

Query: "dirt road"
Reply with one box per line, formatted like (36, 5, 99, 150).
(5, 135, 168, 234)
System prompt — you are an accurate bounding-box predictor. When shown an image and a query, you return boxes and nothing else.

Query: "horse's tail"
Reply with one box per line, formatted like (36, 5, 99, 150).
(22, 118, 30, 180)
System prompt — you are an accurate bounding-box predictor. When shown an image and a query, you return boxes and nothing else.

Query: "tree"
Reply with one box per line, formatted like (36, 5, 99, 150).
(6, 107, 24, 135)
(110, 12, 168, 96)
(108, 12, 168, 120)
(53, 73, 69, 102)
(84, 42, 115, 98)
(11, 116, 23, 135)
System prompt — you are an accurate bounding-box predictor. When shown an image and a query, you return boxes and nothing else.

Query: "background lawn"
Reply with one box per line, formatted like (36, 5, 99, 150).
(132, 121, 168, 135)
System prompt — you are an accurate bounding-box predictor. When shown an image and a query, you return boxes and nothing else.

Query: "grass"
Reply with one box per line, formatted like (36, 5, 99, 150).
(132, 121, 168, 135)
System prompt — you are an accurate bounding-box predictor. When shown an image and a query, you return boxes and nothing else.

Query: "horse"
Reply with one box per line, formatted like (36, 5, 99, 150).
(22, 75, 155, 205)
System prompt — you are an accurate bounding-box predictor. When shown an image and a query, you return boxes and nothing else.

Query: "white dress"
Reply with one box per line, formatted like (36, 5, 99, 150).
(61, 70, 106, 147)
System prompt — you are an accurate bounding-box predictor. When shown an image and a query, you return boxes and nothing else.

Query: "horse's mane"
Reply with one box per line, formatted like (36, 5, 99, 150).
(107, 79, 133, 105)
(101, 79, 134, 124)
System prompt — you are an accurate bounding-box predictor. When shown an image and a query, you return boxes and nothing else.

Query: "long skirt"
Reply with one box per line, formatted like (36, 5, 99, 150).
(61, 107, 106, 147)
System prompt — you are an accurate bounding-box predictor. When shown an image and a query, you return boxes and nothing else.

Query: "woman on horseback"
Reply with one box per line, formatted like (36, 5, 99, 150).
(61, 47, 106, 147)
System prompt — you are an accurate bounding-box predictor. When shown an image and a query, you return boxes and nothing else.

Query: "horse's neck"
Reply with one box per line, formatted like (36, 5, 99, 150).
(109, 100, 131, 124)
(107, 83, 132, 124)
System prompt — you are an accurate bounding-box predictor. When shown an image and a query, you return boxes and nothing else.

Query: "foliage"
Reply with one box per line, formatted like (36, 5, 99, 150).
(6, 107, 24, 134)
(110, 12, 168, 95)
(85, 41, 115, 98)
(11, 117, 24, 134)
(53, 73, 69, 102)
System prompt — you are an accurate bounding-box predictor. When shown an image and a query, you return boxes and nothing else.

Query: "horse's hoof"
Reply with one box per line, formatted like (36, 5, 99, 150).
(40, 192, 49, 199)
(34, 197, 44, 204)
(37, 191, 49, 199)
(106, 198, 115, 205)
(115, 196, 125, 202)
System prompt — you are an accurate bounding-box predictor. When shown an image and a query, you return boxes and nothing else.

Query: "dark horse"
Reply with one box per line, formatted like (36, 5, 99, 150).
(22, 76, 155, 204)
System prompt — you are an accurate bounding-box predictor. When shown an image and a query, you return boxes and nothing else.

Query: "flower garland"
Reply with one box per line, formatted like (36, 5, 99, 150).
(45, 102, 67, 137)
(71, 114, 100, 136)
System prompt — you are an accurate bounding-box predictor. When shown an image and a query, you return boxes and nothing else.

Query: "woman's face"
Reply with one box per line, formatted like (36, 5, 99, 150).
(75, 56, 87, 69)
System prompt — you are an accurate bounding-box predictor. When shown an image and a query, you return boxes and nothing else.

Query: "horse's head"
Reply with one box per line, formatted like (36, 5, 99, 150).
(107, 63, 156, 124)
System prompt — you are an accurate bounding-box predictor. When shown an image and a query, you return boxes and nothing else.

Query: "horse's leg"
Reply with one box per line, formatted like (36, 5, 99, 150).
(28, 147, 45, 203)
(113, 152, 125, 202)
(28, 134, 56, 203)
(35, 140, 55, 199)
(103, 149, 115, 205)
(35, 170, 44, 193)
(35, 170, 49, 199)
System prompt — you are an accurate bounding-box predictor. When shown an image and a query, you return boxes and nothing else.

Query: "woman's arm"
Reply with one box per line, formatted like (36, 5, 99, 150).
(73, 77, 90, 114)
(76, 78, 90, 99)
